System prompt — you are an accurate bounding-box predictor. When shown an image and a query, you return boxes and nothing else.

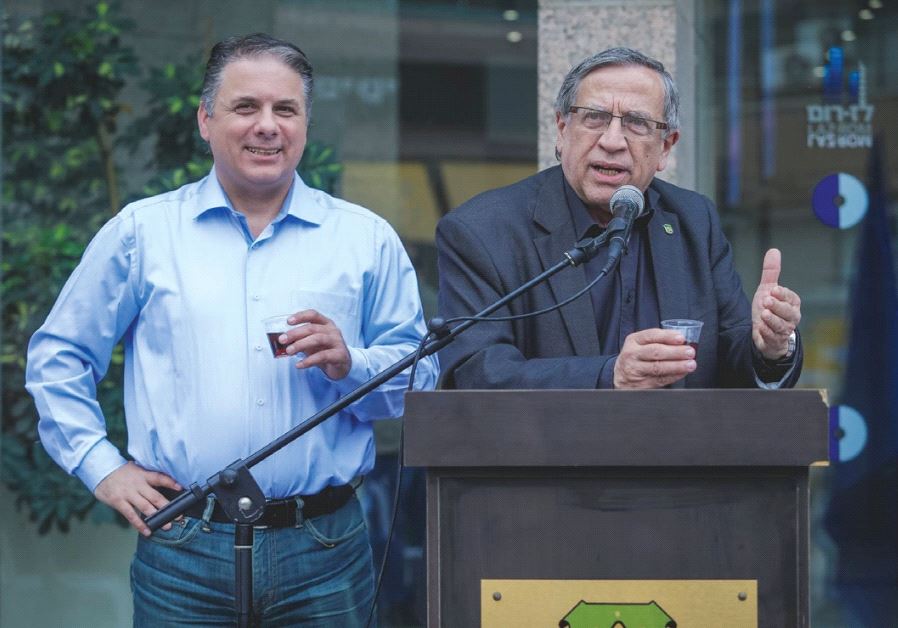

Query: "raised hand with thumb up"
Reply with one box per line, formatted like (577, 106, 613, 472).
(751, 248, 802, 360)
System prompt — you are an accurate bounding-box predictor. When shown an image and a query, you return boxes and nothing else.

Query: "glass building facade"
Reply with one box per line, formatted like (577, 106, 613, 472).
(706, 1, 898, 625)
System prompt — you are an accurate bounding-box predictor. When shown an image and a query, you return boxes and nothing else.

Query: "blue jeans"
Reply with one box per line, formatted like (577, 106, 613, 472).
(131, 495, 376, 627)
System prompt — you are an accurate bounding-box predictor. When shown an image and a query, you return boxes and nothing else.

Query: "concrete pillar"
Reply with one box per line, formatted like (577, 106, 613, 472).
(538, 0, 701, 192)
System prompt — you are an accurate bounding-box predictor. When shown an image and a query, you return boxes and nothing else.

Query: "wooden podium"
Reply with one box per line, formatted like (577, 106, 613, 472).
(403, 389, 829, 627)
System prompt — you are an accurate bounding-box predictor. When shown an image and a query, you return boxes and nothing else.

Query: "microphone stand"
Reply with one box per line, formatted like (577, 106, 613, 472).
(144, 229, 614, 627)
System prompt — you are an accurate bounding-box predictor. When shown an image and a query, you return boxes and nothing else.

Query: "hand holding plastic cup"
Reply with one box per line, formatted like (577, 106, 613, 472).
(660, 319, 704, 351)
(263, 314, 308, 358)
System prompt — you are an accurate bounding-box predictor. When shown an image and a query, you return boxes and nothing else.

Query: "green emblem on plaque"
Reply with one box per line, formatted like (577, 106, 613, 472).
(559, 600, 676, 628)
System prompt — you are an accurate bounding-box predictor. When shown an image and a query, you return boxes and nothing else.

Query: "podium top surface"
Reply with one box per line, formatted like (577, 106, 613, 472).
(402, 389, 829, 468)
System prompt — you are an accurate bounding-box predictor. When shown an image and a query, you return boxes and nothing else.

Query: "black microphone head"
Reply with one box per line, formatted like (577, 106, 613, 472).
(609, 185, 645, 219)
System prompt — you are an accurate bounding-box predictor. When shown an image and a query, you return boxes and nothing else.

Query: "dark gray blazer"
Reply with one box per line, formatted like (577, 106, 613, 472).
(435, 166, 802, 389)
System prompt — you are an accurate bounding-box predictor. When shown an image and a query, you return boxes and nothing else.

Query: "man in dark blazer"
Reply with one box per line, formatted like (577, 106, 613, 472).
(436, 48, 802, 390)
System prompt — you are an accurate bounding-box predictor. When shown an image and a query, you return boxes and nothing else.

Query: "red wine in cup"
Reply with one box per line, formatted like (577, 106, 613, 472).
(267, 332, 289, 357)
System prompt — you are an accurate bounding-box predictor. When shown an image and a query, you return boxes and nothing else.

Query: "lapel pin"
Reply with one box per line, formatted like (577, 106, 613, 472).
(663, 223, 674, 235)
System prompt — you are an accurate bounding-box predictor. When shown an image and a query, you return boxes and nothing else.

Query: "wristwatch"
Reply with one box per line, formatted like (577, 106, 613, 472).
(783, 331, 797, 360)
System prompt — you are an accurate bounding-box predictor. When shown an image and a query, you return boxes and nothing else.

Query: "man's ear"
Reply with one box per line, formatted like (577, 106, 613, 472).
(555, 110, 568, 161)
(555, 110, 568, 140)
(197, 105, 211, 142)
(656, 130, 680, 173)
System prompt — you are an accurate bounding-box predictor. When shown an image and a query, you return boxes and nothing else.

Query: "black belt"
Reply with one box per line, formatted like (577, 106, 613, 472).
(159, 484, 355, 528)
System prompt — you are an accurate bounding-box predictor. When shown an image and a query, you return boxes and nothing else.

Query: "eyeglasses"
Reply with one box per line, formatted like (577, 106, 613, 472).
(568, 106, 668, 138)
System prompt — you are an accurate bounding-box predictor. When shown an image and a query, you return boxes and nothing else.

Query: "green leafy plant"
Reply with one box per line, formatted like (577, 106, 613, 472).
(2, 2, 137, 533)
(2, 3, 343, 533)
(298, 142, 343, 194)
(125, 58, 207, 171)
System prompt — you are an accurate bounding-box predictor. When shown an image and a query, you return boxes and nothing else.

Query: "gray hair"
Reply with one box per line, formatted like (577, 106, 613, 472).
(554, 47, 680, 135)
(200, 33, 314, 123)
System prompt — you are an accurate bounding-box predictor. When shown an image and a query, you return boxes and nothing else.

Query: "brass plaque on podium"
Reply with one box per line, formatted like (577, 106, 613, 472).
(482, 579, 757, 627)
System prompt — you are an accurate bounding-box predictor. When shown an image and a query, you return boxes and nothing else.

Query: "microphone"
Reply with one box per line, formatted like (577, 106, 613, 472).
(600, 184, 646, 275)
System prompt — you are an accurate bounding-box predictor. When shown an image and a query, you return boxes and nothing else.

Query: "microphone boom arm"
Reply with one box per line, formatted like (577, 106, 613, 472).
(144, 225, 612, 532)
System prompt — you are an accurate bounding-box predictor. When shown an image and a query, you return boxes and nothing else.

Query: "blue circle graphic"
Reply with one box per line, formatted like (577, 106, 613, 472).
(828, 404, 868, 462)
(812, 173, 868, 229)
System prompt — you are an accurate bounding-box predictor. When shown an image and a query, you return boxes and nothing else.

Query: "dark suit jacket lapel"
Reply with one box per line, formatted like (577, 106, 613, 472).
(646, 185, 691, 387)
(531, 169, 601, 356)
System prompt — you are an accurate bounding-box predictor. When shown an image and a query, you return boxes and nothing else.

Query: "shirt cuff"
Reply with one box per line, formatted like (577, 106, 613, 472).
(751, 345, 798, 389)
(598, 356, 617, 389)
(330, 345, 371, 393)
(74, 439, 128, 493)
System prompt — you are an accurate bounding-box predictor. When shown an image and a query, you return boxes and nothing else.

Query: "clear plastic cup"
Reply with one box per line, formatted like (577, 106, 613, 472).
(262, 314, 307, 358)
(660, 319, 704, 350)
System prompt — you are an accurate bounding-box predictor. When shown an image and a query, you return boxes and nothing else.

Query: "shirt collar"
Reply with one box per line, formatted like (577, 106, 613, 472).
(192, 167, 328, 225)
(563, 176, 655, 240)
(644, 184, 662, 216)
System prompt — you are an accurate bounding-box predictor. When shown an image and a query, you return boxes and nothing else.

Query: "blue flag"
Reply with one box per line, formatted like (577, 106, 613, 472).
(825, 138, 898, 623)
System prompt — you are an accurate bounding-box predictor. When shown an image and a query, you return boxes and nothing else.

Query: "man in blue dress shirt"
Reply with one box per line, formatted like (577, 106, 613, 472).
(26, 33, 437, 626)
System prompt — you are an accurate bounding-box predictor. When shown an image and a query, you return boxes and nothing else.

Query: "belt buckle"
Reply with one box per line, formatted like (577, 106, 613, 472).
(258, 498, 298, 529)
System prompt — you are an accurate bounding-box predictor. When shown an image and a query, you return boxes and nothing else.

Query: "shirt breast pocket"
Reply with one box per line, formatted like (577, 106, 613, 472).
(291, 290, 362, 346)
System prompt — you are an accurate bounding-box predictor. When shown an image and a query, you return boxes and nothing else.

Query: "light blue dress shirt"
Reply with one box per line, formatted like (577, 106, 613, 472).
(26, 169, 439, 498)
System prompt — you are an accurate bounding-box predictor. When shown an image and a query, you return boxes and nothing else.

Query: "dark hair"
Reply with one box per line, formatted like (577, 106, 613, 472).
(201, 33, 314, 122)
(554, 47, 680, 135)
